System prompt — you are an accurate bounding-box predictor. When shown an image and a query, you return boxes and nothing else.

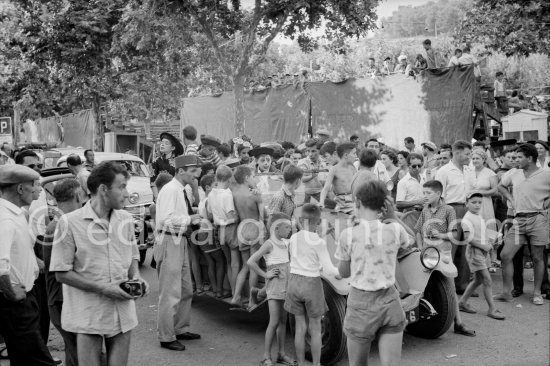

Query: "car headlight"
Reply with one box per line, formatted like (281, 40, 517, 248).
(421, 247, 440, 270)
(128, 192, 140, 204)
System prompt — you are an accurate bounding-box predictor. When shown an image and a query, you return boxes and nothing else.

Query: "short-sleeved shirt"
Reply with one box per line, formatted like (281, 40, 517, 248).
(50, 202, 139, 335)
(208, 187, 236, 226)
(435, 162, 467, 204)
(76, 168, 91, 196)
(500, 168, 550, 213)
(414, 202, 457, 237)
(462, 211, 489, 265)
(0, 198, 39, 291)
(352, 160, 389, 183)
(268, 186, 296, 217)
(335, 220, 414, 291)
(298, 157, 323, 194)
(396, 173, 424, 203)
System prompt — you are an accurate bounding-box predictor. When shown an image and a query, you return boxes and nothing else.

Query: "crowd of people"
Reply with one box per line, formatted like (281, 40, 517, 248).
(225, 40, 488, 95)
(0, 124, 549, 366)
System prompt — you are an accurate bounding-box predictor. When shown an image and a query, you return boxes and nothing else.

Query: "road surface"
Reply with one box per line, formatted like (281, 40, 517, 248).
(2, 252, 548, 366)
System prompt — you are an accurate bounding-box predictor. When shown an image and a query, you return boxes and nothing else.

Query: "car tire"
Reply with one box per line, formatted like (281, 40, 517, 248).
(138, 249, 147, 266)
(289, 281, 347, 366)
(406, 271, 456, 339)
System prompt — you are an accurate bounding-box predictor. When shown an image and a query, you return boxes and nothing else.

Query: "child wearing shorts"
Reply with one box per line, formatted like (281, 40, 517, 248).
(197, 174, 228, 298)
(336, 180, 414, 366)
(459, 191, 505, 320)
(209, 165, 239, 294)
(285, 203, 339, 366)
(248, 213, 296, 366)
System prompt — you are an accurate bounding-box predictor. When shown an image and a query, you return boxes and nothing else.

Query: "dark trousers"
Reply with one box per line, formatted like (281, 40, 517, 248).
(449, 203, 470, 293)
(0, 291, 56, 366)
(49, 301, 78, 366)
(34, 273, 51, 343)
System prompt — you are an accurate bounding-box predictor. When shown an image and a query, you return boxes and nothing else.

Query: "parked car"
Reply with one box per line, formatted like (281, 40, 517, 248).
(56, 152, 155, 264)
(199, 174, 457, 366)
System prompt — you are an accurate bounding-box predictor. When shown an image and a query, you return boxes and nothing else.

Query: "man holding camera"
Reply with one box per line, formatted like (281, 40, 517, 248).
(50, 162, 147, 366)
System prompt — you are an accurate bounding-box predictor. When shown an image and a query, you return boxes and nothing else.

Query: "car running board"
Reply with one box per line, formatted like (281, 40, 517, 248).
(195, 290, 268, 313)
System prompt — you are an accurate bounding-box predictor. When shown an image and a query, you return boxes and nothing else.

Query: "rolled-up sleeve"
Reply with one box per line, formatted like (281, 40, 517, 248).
(50, 216, 76, 272)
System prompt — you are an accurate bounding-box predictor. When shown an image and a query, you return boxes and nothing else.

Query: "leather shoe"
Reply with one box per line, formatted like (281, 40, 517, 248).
(160, 341, 186, 351)
(511, 289, 523, 298)
(176, 332, 201, 340)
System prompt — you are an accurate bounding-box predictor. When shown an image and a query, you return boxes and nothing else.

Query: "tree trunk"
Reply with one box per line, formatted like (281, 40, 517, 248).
(233, 74, 245, 137)
(92, 94, 103, 151)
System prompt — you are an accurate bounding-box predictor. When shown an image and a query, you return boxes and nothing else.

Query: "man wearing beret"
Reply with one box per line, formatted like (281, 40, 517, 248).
(0, 165, 57, 365)
(155, 155, 202, 351)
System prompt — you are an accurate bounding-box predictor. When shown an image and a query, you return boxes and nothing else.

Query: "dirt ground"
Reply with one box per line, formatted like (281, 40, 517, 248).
(2, 253, 548, 366)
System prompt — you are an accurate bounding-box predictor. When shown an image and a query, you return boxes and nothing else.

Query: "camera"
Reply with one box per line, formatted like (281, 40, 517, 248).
(120, 280, 146, 297)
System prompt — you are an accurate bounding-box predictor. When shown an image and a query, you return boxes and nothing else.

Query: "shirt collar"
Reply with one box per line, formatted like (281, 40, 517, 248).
(171, 177, 184, 190)
(0, 198, 24, 216)
(282, 185, 294, 197)
(404, 172, 421, 182)
(428, 200, 443, 213)
(81, 200, 120, 225)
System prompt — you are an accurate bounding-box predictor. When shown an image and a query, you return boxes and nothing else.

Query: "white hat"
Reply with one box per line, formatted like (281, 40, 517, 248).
(398, 54, 408, 62)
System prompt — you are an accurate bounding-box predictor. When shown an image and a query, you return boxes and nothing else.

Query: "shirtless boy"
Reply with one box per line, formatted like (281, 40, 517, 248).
(230, 166, 265, 309)
(320, 142, 357, 213)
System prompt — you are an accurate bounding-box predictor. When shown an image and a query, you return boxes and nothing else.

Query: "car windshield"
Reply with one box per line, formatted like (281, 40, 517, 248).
(112, 160, 150, 177)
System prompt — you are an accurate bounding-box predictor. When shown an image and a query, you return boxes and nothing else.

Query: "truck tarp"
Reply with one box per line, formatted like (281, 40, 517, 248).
(182, 66, 476, 147)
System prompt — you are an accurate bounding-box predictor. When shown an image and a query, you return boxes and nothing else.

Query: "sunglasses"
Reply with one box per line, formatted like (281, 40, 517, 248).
(410, 164, 422, 169)
(27, 164, 43, 170)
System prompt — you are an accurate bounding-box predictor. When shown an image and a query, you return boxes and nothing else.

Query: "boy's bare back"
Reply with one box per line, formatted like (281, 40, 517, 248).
(232, 185, 262, 221)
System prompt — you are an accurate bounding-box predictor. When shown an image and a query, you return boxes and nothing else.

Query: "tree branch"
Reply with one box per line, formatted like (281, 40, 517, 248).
(235, 0, 263, 76)
(246, 11, 288, 73)
(191, 11, 233, 77)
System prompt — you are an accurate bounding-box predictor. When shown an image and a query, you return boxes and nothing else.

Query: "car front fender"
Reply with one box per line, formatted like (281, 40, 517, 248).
(399, 251, 458, 294)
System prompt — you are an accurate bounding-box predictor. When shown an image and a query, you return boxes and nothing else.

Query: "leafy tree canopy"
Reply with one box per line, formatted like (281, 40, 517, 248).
(380, 0, 472, 39)
(455, 0, 550, 56)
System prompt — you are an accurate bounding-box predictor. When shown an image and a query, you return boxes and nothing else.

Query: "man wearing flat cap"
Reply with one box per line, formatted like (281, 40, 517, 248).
(155, 155, 203, 351)
(0, 165, 57, 365)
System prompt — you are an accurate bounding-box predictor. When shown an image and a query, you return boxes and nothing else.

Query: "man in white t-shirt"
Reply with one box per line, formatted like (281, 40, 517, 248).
(354, 139, 390, 184)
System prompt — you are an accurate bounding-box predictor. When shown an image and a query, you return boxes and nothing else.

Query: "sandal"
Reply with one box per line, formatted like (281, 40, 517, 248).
(487, 310, 505, 320)
(276, 353, 297, 366)
(459, 302, 477, 314)
(196, 287, 205, 296)
(260, 358, 274, 366)
(454, 323, 476, 337)
(0, 346, 8, 360)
